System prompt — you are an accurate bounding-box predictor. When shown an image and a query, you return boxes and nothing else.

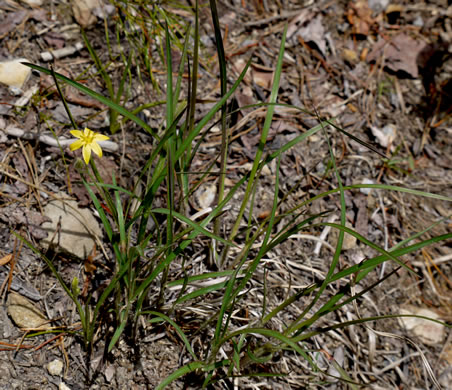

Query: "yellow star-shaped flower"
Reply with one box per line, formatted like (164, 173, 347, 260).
(69, 127, 110, 164)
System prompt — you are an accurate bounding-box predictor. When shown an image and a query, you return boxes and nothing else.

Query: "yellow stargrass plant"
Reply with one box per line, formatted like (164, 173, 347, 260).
(19, 1, 452, 387)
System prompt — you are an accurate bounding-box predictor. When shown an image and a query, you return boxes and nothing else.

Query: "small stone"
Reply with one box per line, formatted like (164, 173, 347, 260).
(399, 306, 445, 345)
(368, 0, 390, 13)
(0, 59, 31, 89)
(104, 364, 115, 382)
(261, 164, 271, 176)
(360, 178, 374, 195)
(41, 194, 102, 258)
(330, 222, 357, 251)
(47, 359, 64, 376)
(20, 0, 43, 6)
(7, 292, 48, 329)
(342, 231, 357, 250)
(59, 382, 71, 390)
(195, 184, 216, 210)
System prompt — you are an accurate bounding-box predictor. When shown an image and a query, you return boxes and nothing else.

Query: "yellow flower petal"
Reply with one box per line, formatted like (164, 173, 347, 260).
(82, 145, 92, 164)
(93, 133, 110, 142)
(70, 130, 83, 138)
(91, 142, 102, 157)
(70, 139, 84, 151)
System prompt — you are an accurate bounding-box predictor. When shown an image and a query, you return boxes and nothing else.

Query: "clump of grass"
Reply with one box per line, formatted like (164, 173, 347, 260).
(19, 1, 452, 388)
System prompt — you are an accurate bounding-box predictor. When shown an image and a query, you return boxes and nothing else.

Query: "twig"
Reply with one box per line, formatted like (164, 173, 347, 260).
(41, 42, 84, 62)
(3, 126, 118, 152)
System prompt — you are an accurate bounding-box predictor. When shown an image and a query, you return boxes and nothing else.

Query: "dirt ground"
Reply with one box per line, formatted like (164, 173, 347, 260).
(0, 0, 451, 389)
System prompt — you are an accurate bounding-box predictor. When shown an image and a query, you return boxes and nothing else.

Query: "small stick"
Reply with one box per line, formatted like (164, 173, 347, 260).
(41, 42, 84, 62)
(3, 126, 119, 152)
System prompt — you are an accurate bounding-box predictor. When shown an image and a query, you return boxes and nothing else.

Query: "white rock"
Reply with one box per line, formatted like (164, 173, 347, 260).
(20, 0, 43, 6)
(0, 59, 31, 89)
(360, 178, 374, 195)
(368, 0, 390, 13)
(47, 359, 64, 376)
(399, 306, 445, 345)
(59, 382, 71, 390)
(41, 195, 102, 258)
(104, 364, 115, 382)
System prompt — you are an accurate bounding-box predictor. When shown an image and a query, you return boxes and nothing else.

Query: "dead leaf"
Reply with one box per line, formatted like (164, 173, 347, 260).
(287, 9, 314, 40)
(231, 58, 252, 83)
(40, 72, 104, 109)
(235, 86, 255, 109)
(194, 183, 216, 210)
(298, 15, 327, 56)
(370, 124, 397, 148)
(43, 32, 66, 49)
(353, 194, 369, 236)
(347, 0, 375, 37)
(287, 11, 327, 56)
(342, 48, 359, 64)
(72, 0, 101, 29)
(367, 34, 427, 78)
(252, 71, 273, 89)
(385, 4, 404, 15)
(0, 11, 28, 40)
(0, 254, 13, 266)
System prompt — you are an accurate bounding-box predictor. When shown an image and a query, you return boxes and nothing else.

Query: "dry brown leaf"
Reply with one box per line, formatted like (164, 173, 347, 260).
(71, 0, 101, 29)
(0, 254, 13, 266)
(252, 71, 273, 89)
(367, 34, 427, 78)
(0, 10, 28, 40)
(347, 0, 374, 36)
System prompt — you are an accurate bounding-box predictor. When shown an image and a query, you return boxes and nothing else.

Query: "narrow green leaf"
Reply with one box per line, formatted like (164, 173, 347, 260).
(22, 63, 159, 139)
(151, 208, 237, 247)
(145, 311, 198, 360)
(156, 361, 204, 390)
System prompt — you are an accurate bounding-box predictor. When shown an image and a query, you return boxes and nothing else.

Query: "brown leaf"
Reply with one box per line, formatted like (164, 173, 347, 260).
(43, 32, 66, 49)
(367, 34, 427, 78)
(347, 1, 374, 36)
(0, 11, 28, 40)
(353, 194, 368, 236)
(0, 254, 12, 266)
